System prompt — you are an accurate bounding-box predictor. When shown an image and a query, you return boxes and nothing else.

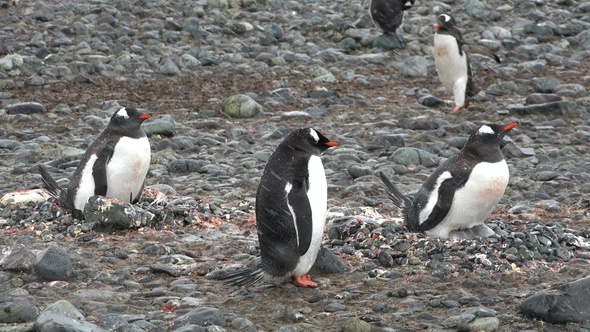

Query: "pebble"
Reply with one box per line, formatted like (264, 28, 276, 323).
(33, 246, 73, 281)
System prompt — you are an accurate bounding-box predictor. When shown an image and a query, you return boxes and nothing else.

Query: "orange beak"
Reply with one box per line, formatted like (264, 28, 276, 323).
(325, 141, 339, 147)
(503, 122, 518, 131)
(139, 113, 151, 119)
(434, 23, 441, 29)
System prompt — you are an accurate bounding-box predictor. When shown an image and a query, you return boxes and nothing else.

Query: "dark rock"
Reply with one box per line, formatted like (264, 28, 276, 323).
(389, 147, 440, 167)
(6, 102, 46, 114)
(525, 93, 562, 105)
(507, 101, 576, 115)
(150, 263, 181, 277)
(521, 276, 590, 323)
(170, 159, 205, 173)
(531, 77, 561, 93)
(0, 243, 35, 272)
(310, 247, 349, 275)
(418, 94, 449, 107)
(34, 246, 73, 281)
(373, 33, 403, 50)
(347, 165, 373, 179)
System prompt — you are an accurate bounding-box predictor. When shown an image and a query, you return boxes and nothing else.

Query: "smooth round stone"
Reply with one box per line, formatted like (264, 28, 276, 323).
(400, 56, 428, 77)
(222, 94, 263, 118)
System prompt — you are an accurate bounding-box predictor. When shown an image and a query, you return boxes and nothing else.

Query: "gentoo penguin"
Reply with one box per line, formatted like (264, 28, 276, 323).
(219, 128, 338, 288)
(379, 122, 518, 239)
(39, 107, 151, 215)
(369, 0, 415, 35)
(433, 14, 501, 113)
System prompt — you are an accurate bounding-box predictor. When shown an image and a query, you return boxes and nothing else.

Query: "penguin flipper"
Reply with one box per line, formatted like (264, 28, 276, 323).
(286, 181, 313, 256)
(38, 164, 63, 200)
(378, 172, 409, 210)
(418, 170, 469, 232)
(464, 44, 501, 63)
(92, 146, 115, 196)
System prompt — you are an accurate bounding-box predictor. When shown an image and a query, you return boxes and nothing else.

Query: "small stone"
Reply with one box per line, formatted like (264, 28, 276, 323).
(390, 147, 440, 167)
(183, 17, 201, 37)
(486, 81, 517, 96)
(173, 307, 225, 328)
(467, 317, 501, 332)
(143, 115, 177, 137)
(158, 57, 181, 75)
(310, 66, 336, 83)
(0, 299, 38, 324)
(36, 312, 108, 332)
(340, 317, 372, 332)
(373, 33, 403, 50)
(531, 77, 561, 93)
(150, 263, 181, 277)
(84, 196, 157, 231)
(310, 247, 349, 275)
(525, 93, 562, 105)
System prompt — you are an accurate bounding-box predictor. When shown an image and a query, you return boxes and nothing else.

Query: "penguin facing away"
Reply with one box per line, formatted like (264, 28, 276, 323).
(433, 13, 501, 113)
(40, 107, 151, 215)
(219, 128, 339, 288)
(369, 0, 415, 35)
(379, 122, 518, 239)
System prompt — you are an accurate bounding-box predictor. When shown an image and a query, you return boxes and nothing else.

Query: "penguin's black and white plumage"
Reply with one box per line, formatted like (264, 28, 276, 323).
(39, 107, 151, 215)
(369, 0, 415, 35)
(433, 14, 501, 113)
(219, 128, 338, 288)
(379, 122, 518, 239)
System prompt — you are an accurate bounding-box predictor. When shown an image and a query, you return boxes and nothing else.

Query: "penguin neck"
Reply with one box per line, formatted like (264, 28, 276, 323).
(461, 143, 504, 163)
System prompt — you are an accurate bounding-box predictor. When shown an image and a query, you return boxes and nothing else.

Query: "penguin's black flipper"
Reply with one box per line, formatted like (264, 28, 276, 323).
(287, 180, 313, 256)
(92, 146, 115, 195)
(417, 169, 469, 232)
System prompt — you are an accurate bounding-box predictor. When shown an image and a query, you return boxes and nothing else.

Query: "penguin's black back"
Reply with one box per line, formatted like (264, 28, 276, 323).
(255, 128, 333, 277)
(370, 0, 414, 34)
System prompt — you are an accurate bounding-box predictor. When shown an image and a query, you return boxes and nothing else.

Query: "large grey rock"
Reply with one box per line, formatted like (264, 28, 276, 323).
(0, 299, 38, 324)
(34, 246, 73, 281)
(84, 196, 157, 232)
(521, 276, 590, 323)
(173, 307, 225, 328)
(373, 33, 403, 50)
(222, 94, 263, 118)
(310, 247, 349, 275)
(400, 56, 428, 77)
(43, 300, 85, 321)
(143, 114, 177, 137)
(5, 102, 45, 114)
(507, 101, 576, 115)
(0, 243, 35, 272)
(36, 312, 108, 332)
(390, 147, 440, 167)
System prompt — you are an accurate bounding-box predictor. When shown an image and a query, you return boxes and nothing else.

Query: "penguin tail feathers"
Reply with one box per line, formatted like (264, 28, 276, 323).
(38, 164, 75, 212)
(379, 172, 409, 210)
(212, 265, 272, 288)
(379, 172, 421, 231)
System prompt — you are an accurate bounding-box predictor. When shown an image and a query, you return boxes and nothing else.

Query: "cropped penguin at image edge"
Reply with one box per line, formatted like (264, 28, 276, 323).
(39, 107, 152, 217)
(379, 122, 518, 239)
(217, 128, 339, 288)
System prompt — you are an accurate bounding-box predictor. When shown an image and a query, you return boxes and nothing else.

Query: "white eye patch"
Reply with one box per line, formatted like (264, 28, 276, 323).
(441, 14, 451, 22)
(309, 128, 319, 142)
(478, 125, 494, 134)
(116, 107, 129, 119)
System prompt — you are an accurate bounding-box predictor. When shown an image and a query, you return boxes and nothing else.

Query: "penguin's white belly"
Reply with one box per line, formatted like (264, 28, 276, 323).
(106, 136, 151, 203)
(74, 154, 99, 210)
(292, 155, 327, 277)
(434, 34, 468, 94)
(426, 160, 509, 238)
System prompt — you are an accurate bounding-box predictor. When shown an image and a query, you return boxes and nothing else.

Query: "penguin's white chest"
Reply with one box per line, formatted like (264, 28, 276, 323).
(106, 136, 151, 203)
(427, 160, 509, 238)
(292, 155, 327, 277)
(434, 34, 468, 93)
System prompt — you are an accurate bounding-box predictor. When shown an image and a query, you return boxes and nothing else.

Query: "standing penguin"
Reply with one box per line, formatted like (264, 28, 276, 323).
(39, 107, 151, 215)
(379, 122, 517, 239)
(369, 0, 415, 35)
(219, 128, 338, 288)
(433, 14, 501, 113)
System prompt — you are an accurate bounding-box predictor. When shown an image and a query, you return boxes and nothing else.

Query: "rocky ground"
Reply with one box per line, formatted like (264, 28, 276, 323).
(1, 0, 590, 331)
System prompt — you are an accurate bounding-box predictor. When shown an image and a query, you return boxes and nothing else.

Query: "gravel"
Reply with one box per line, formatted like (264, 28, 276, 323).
(1, 0, 590, 331)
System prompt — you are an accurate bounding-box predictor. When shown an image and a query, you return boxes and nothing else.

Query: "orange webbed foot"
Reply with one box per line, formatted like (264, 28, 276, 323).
(293, 275, 318, 288)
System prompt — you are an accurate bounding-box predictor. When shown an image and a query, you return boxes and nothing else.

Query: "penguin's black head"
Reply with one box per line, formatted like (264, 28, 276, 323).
(467, 122, 518, 146)
(284, 128, 339, 156)
(109, 107, 151, 132)
(433, 14, 457, 31)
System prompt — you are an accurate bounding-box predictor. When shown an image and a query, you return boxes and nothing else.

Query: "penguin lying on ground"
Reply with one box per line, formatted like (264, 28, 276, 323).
(369, 0, 415, 35)
(218, 128, 339, 288)
(433, 13, 501, 113)
(39, 107, 151, 216)
(379, 122, 518, 239)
